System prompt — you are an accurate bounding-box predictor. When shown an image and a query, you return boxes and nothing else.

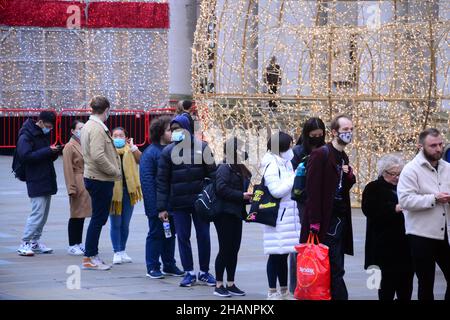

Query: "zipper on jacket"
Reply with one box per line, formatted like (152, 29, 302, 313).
(280, 208, 286, 222)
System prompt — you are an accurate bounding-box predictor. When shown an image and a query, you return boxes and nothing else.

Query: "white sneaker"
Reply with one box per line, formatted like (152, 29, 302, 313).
(77, 244, 85, 253)
(30, 241, 53, 254)
(17, 242, 34, 256)
(113, 252, 122, 264)
(120, 251, 132, 263)
(267, 291, 282, 300)
(82, 255, 111, 271)
(280, 291, 295, 300)
(67, 245, 84, 256)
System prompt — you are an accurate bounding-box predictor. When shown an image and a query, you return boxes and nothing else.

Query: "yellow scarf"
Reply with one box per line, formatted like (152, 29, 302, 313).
(110, 145, 142, 215)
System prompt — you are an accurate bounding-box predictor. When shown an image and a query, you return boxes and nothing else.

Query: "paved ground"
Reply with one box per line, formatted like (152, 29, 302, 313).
(0, 155, 446, 300)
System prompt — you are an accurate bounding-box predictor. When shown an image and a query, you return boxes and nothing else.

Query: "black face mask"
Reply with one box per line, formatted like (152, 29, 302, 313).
(309, 136, 324, 147)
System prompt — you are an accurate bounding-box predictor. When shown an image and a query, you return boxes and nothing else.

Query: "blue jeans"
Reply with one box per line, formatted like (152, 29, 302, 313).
(145, 215, 176, 273)
(22, 195, 52, 242)
(172, 210, 211, 273)
(84, 179, 114, 257)
(109, 187, 134, 253)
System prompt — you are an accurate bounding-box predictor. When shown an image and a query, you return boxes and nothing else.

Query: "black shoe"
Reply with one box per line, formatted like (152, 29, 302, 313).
(214, 286, 231, 297)
(226, 284, 246, 296)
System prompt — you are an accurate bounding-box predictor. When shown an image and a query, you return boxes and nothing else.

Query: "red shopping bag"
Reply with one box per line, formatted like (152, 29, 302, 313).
(294, 232, 331, 300)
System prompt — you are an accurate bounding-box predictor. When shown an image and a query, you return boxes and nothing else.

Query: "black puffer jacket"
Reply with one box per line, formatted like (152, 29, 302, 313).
(156, 140, 216, 212)
(16, 119, 58, 198)
(215, 163, 251, 219)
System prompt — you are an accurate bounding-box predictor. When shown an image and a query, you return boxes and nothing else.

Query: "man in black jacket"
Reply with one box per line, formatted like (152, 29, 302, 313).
(16, 111, 60, 256)
(157, 114, 217, 287)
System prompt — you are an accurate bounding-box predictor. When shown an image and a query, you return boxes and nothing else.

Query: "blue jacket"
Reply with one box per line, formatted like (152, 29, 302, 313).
(156, 114, 216, 213)
(16, 119, 58, 198)
(140, 142, 165, 217)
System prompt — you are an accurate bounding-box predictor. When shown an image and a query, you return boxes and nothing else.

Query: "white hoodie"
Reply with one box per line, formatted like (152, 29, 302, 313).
(260, 152, 301, 255)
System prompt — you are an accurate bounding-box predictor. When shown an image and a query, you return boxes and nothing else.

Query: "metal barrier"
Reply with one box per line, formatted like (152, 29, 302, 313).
(0, 107, 197, 148)
(0, 109, 58, 148)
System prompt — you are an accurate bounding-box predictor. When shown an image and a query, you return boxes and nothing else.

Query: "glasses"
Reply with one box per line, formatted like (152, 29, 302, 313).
(385, 171, 401, 178)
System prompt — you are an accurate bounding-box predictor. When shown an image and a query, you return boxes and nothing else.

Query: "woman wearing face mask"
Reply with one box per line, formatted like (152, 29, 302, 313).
(289, 117, 326, 294)
(213, 137, 252, 297)
(63, 120, 92, 256)
(261, 132, 300, 300)
(109, 127, 142, 265)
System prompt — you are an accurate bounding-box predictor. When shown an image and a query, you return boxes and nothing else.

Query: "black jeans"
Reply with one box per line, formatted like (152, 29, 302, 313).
(267, 254, 289, 289)
(379, 265, 414, 300)
(322, 215, 348, 300)
(408, 233, 450, 301)
(68, 217, 85, 246)
(83, 179, 114, 258)
(213, 214, 242, 282)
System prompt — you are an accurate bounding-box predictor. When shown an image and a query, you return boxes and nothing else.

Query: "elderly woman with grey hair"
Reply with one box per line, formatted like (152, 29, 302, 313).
(362, 153, 414, 300)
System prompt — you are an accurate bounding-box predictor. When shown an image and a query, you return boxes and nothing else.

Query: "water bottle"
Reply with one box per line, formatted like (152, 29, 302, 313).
(163, 221, 172, 238)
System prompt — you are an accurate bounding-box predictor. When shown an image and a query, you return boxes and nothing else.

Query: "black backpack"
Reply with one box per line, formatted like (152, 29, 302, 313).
(11, 133, 31, 182)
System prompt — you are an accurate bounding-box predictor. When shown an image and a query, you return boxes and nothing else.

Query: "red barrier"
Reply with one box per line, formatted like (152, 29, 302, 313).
(0, 106, 206, 148)
(0, 109, 58, 148)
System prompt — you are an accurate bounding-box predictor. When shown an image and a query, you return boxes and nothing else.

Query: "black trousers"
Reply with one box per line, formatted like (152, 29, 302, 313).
(378, 265, 414, 300)
(213, 214, 242, 282)
(408, 232, 450, 300)
(267, 254, 289, 288)
(68, 217, 85, 246)
(322, 215, 348, 300)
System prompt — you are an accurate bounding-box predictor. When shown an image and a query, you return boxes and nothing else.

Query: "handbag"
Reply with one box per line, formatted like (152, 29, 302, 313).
(294, 233, 331, 300)
(194, 180, 221, 222)
(245, 163, 280, 227)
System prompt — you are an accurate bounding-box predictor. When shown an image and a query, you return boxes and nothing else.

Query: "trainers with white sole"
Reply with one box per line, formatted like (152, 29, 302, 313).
(17, 242, 34, 256)
(82, 256, 111, 271)
(67, 245, 84, 256)
(120, 251, 132, 263)
(113, 253, 122, 264)
(30, 241, 53, 254)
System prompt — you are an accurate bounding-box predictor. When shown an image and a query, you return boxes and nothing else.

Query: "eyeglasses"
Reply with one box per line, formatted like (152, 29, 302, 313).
(385, 171, 401, 178)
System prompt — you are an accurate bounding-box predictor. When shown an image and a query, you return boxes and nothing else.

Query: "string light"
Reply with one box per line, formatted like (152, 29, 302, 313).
(192, 0, 450, 203)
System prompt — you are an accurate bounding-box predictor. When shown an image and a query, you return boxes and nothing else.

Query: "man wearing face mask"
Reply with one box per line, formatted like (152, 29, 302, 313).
(80, 96, 122, 270)
(156, 114, 217, 287)
(16, 111, 59, 256)
(300, 114, 356, 300)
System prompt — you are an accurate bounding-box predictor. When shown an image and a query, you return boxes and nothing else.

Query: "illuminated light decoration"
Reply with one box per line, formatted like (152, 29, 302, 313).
(192, 0, 450, 202)
(0, 0, 169, 110)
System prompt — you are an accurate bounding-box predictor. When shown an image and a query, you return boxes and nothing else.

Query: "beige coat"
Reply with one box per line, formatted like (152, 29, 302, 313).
(63, 138, 92, 218)
(80, 117, 121, 182)
(398, 150, 450, 243)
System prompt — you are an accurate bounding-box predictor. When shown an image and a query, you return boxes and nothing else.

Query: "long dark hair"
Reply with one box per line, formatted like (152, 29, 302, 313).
(224, 137, 252, 179)
(296, 117, 326, 153)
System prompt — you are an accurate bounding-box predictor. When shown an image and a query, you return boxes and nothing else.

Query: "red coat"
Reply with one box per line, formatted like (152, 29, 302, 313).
(300, 143, 356, 255)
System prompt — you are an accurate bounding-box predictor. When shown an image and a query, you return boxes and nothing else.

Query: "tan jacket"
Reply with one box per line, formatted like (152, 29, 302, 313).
(62, 138, 92, 218)
(81, 117, 121, 182)
(398, 150, 450, 243)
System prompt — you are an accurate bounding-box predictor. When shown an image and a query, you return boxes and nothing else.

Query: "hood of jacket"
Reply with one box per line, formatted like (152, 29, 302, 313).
(171, 114, 193, 135)
(19, 118, 44, 138)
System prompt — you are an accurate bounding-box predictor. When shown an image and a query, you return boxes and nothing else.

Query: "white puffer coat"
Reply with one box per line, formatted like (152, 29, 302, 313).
(261, 152, 301, 255)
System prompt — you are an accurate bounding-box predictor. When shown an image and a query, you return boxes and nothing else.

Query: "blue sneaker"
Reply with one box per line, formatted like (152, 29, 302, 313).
(146, 270, 164, 279)
(198, 272, 216, 286)
(162, 265, 185, 277)
(180, 273, 197, 287)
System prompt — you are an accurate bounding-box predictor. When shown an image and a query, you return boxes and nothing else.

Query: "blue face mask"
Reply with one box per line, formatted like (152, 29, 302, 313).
(171, 130, 185, 142)
(74, 130, 81, 139)
(113, 138, 126, 148)
(42, 127, 52, 135)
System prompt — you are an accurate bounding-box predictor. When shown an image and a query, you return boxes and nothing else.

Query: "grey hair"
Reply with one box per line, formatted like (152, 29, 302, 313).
(376, 153, 405, 177)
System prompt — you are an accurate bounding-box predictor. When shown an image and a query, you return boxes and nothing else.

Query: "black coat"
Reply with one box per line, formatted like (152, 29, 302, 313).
(215, 163, 251, 219)
(16, 119, 58, 198)
(361, 177, 412, 270)
(156, 139, 216, 213)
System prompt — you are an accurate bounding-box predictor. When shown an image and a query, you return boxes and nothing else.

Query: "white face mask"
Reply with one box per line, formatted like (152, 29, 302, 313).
(280, 148, 294, 161)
